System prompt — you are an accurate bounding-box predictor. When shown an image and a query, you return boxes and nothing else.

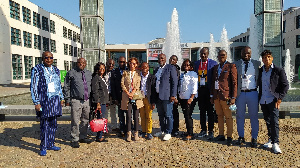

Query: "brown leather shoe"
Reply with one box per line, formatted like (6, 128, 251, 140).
(96, 137, 107, 142)
(183, 135, 193, 141)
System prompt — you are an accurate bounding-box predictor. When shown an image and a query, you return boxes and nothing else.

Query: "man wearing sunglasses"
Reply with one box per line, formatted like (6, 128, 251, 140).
(30, 51, 65, 156)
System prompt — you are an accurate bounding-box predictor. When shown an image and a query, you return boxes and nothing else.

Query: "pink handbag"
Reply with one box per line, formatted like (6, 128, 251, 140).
(89, 110, 108, 133)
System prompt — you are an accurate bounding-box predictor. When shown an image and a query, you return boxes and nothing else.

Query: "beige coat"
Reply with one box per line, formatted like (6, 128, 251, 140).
(121, 70, 143, 110)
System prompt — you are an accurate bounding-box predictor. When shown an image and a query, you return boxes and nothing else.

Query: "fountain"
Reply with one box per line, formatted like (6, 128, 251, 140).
(220, 26, 232, 62)
(249, 14, 261, 61)
(284, 49, 295, 90)
(209, 33, 217, 62)
(162, 8, 182, 67)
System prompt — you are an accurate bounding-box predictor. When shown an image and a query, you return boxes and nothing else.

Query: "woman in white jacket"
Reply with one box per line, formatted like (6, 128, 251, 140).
(179, 59, 198, 141)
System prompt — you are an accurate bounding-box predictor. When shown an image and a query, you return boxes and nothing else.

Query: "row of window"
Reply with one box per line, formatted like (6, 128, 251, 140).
(63, 26, 80, 43)
(233, 35, 250, 43)
(10, 0, 55, 33)
(12, 54, 75, 80)
(64, 43, 80, 57)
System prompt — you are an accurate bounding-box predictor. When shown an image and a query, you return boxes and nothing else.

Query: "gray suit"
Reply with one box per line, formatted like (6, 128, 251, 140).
(234, 59, 261, 97)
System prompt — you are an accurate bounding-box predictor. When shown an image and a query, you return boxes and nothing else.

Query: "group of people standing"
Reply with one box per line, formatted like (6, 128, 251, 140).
(30, 46, 288, 156)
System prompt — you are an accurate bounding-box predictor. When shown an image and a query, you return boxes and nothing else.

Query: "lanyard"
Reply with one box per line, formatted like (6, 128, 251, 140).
(217, 61, 227, 78)
(44, 66, 53, 81)
(200, 59, 208, 70)
(130, 71, 135, 89)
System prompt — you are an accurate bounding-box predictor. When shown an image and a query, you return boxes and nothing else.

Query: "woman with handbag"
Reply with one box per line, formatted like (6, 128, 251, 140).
(91, 62, 109, 142)
(121, 57, 144, 142)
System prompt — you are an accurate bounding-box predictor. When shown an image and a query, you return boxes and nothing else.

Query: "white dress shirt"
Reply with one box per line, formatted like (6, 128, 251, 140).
(178, 71, 198, 99)
(241, 59, 257, 90)
(141, 72, 149, 96)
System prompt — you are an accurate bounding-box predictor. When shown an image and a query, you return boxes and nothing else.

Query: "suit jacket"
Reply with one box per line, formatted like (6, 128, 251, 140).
(154, 64, 178, 100)
(142, 73, 157, 105)
(110, 68, 124, 102)
(211, 62, 238, 101)
(258, 64, 289, 101)
(194, 58, 218, 89)
(121, 70, 143, 110)
(91, 74, 109, 105)
(233, 59, 261, 97)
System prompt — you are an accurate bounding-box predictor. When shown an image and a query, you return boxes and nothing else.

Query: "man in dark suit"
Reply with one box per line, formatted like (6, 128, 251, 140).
(210, 50, 237, 146)
(233, 46, 261, 147)
(258, 50, 289, 154)
(139, 62, 157, 140)
(154, 54, 178, 141)
(194, 47, 218, 140)
(110, 56, 127, 136)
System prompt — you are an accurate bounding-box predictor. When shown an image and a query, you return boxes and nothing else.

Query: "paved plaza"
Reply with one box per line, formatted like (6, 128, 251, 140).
(0, 118, 299, 167)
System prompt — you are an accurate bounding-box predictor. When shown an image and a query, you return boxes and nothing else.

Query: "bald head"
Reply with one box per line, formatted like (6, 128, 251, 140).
(241, 46, 251, 62)
(42, 51, 53, 67)
(77, 58, 87, 70)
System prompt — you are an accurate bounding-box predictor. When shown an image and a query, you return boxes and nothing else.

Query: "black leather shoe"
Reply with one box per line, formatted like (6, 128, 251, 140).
(171, 131, 179, 137)
(71, 141, 80, 148)
(79, 138, 92, 144)
(236, 137, 245, 145)
(251, 138, 258, 148)
(214, 135, 225, 141)
(227, 137, 233, 146)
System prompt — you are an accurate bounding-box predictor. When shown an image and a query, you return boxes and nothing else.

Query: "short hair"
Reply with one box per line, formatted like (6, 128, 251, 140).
(170, 55, 178, 60)
(260, 50, 272, 57)
(218, 49, 227, 55)
(200, 47, 209, 54)
(181, 59, 194, 71)
(93, 62, 106, 77)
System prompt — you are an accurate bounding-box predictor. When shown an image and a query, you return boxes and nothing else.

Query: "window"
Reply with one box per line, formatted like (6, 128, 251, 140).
(283, 39, 285, 50)
(33, 12, 41, 28)
(34, 34, 41, 50)
(43, 37, 49, 51)
(73, 31, 77, 42)
(68, 29, 72, 40)
(35, 57, 42, 65)
(77, 33, 80, 43)
(11, 27, 21, 46)
(297, 35, 300, 48)
(283, 20, 286, 33)
(23, 31, 32, 48)
(50, 39, 56, 53)
(53, 59, 57, 67)
(64, 44, 68, 55)
(12, 54, 22, 80)
(63, 26, 67, 38)
(64, 61, 69, 71)
(296, 15, 300, 29)
(74, 47, 78, 57)
(69, 45, 73, 56)
(22, 6, 31, 24)
(10, 0, 20, 20)
(42, 16, 49, 31)
(78, 48, 81, 57)
(24, 56, 33, 79)
(50, 20, 55, 34)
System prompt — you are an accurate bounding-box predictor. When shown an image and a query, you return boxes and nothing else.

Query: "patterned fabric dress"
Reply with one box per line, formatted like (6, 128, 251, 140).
(30, 64, 64, 150)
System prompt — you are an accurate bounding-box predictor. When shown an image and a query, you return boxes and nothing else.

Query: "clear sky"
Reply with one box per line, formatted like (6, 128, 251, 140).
(29, 0, 299, 44)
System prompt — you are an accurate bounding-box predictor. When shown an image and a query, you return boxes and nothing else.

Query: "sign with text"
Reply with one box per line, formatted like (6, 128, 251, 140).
(148, 48, 162, 60)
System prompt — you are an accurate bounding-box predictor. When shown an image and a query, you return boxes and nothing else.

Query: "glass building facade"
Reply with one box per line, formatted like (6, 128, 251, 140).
(255, 0, 283, 66)
(80, 0, 105, 71)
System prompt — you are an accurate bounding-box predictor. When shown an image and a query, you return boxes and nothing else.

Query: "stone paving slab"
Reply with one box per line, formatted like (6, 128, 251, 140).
(0, 119, 299, 167)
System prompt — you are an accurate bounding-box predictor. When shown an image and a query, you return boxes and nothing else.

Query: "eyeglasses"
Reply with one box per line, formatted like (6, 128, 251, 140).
(44, 57, 53, 60)
(119, 61, 125, 63)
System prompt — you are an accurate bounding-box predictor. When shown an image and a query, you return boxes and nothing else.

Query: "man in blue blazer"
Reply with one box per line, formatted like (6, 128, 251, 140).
(154, 54, 178, 141)
(193, 47, 218, 140)
(258, 50, 289, 154)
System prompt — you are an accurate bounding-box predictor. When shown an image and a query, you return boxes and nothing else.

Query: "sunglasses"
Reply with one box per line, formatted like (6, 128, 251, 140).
(44, 57, 53, 60)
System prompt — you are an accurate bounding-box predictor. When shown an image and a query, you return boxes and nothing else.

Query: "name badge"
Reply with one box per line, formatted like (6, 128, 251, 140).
(242, 76, 249, 89)
(48, 82, 55, 92)
(200, 78, 205, 86)
(215, 81, 219, 90)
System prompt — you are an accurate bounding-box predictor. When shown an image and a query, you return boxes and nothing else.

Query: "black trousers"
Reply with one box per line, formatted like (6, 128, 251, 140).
(172, 101, 179, 133)
(126, 103, 139, 132)
(180, 99, 193, 135)
(118, 105, 127, 133)
(260, 99, 280, 144)
(198, 86, 214, 132)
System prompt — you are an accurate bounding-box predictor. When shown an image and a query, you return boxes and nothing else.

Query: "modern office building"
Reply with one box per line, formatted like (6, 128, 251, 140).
(80, 0, 105, 72)
(0, 0, 80, 84)
(283, 7, 300, 74)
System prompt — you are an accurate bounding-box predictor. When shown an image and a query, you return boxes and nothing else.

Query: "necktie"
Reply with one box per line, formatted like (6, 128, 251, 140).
(81, 71, 89, 101)
(244, 61, 249, 74)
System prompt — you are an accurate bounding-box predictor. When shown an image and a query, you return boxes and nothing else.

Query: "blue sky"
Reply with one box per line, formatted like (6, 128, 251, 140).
(29, 0, 299, 44)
